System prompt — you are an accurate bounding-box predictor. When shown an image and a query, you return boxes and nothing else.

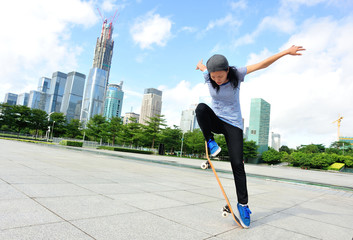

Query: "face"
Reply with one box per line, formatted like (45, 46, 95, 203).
(210, 69, 229, 85)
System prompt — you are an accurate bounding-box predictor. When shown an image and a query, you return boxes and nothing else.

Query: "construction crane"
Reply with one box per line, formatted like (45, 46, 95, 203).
(332, 116, 343, 141)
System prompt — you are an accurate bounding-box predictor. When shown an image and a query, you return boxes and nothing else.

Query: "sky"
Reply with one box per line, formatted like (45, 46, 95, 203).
(1, 0, 353, 149)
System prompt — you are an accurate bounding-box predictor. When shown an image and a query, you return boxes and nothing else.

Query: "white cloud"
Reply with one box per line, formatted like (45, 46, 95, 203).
(121, 89, 143, 114)
(0, 0, 97, 101)
(178, 26, 197, 33)
(241, 16, 353, 148)
(230, 0, 248, 10)
(130, 11, 172, 49)
(205, 14, 241, 32)
(231, 14, 295, 49)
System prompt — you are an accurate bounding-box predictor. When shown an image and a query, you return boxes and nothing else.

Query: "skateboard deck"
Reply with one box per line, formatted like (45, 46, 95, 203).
(203, 141, 243, 228)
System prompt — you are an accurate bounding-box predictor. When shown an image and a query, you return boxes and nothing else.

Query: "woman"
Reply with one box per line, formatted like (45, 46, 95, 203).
(195, 45, 305, 228)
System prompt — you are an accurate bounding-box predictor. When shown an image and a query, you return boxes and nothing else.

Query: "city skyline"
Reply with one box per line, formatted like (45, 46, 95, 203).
(1, 0, 353, 148)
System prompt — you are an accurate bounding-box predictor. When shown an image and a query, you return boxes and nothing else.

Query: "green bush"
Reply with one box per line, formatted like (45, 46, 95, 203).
(262, 149, 282, 164)
(342, 155, 353, 168)
(290, 152, 313, 167)
(59, 140, 83, 147)
(98, 146, 153, 155)
(309, 153, 335, 169)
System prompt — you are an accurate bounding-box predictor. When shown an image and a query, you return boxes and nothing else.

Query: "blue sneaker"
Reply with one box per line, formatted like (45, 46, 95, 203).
(207, 139, 221, 157)
(237, 203, 252, 228)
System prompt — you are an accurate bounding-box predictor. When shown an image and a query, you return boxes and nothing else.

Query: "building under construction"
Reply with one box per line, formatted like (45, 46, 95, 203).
(80, 11, 117, 126)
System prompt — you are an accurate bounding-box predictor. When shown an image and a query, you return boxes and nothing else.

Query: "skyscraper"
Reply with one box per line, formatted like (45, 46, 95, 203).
(38, 77, 51, 93)
(247, 98, 271, 154)
(139, 88, 162, 125)
(180, 104, 199, 133)
(27, 90, 51, 112)
(16, 93, 29, 106)
(103, 82, 124, 120)
(60, 71, 86, 122)
(80, 18, 115, 126)
(4, 93, 18, 105)
(269, 132, 281, 151)
(48, 71, 67, 113)
(92, 19, 114, 83)
(80, 68, 108, 125)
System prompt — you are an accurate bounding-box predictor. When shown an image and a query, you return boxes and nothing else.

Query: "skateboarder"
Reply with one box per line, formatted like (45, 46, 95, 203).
(195, 45, 305, 228)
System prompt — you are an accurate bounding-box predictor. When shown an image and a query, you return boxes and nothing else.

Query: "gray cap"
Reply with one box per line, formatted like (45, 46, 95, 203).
(206, 54, 229, 72)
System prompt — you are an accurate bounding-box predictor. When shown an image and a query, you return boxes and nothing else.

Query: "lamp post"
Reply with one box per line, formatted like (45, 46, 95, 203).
(47, 112, 55, 140)
(51, 121, 55, 140)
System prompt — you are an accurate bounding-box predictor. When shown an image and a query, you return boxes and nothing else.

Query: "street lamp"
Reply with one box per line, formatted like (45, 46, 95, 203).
(47, 112, 55, 140)
(51, 121, 55, 140)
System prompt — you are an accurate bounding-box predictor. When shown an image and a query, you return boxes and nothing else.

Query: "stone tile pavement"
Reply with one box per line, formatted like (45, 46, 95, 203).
(0, 139, 353, 240)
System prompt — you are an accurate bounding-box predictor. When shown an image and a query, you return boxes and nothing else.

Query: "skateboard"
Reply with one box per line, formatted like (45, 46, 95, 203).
(202, 141, 243, 228)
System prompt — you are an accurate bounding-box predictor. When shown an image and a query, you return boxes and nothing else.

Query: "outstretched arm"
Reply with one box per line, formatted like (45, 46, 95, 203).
(246, 45, 305, 75)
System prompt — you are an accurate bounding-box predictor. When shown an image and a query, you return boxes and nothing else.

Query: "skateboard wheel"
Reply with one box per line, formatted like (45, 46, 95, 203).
(201, 161, 209, 169)
(222, 211, 229, 217)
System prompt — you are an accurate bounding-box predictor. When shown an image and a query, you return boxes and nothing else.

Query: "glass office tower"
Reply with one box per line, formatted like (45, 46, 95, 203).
(180, 104, 199, 133)
(27, 90, 51, 112)
(4, 93, 18, 105)
(48, 71, 67, 113)
(247, 98, 271, 154)
(38, 77, 51, 93)
(16, 93, 30, 106)
(80, 17, 115, 126)
(60, 71, 86, 122)
(103, 82, 124, 120)
(80, 68, 108, 126)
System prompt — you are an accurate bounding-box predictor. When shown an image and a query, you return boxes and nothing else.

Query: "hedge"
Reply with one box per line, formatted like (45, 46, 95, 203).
(97, 146, 153, 155)
(281, 152, 353, 169)
(59, 140, 83, 147)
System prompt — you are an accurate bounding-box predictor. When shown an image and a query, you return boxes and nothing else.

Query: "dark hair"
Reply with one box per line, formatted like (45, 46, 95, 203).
(209, 66, 239, 92)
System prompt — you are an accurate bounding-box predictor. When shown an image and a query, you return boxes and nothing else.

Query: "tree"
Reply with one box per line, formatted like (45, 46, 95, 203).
(30, 109, 48, 139)
(183, 129, 204, 155)
(159, 125, 182, 153)
(105, 117, 123, 145)
(297, 144, 325, 153)
(243, 140, 258, 162)
(121, 119, 143, 147)
(65, 119, 82, 139)
(49, 112, 66, 137)
(330, 141, 352, 149)
(144, 115, 167, 149)
(12, 105, 31, 136)
(0, 103, 14, 130)
(279, 145, 291, 154)
(85, 115, 107, 142)
(262, 148, 282, 164)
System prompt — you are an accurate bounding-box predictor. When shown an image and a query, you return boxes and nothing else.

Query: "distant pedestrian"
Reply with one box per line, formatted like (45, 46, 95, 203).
(196, 45, 305, 228)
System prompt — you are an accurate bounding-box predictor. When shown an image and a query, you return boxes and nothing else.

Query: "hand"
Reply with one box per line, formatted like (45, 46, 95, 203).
(287, 45, 305, 56)
(196, 59, 206, 71)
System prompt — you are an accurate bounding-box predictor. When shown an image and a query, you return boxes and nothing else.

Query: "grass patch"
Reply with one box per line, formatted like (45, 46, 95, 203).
(97, 146, 153, 155)
(0, 137, 55, 145)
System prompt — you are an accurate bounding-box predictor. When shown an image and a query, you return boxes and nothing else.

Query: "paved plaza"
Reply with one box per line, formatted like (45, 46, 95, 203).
(0, 139, 353, 240)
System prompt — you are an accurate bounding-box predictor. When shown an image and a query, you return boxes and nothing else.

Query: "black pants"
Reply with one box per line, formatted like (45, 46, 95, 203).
(195, 103, 248, 204)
